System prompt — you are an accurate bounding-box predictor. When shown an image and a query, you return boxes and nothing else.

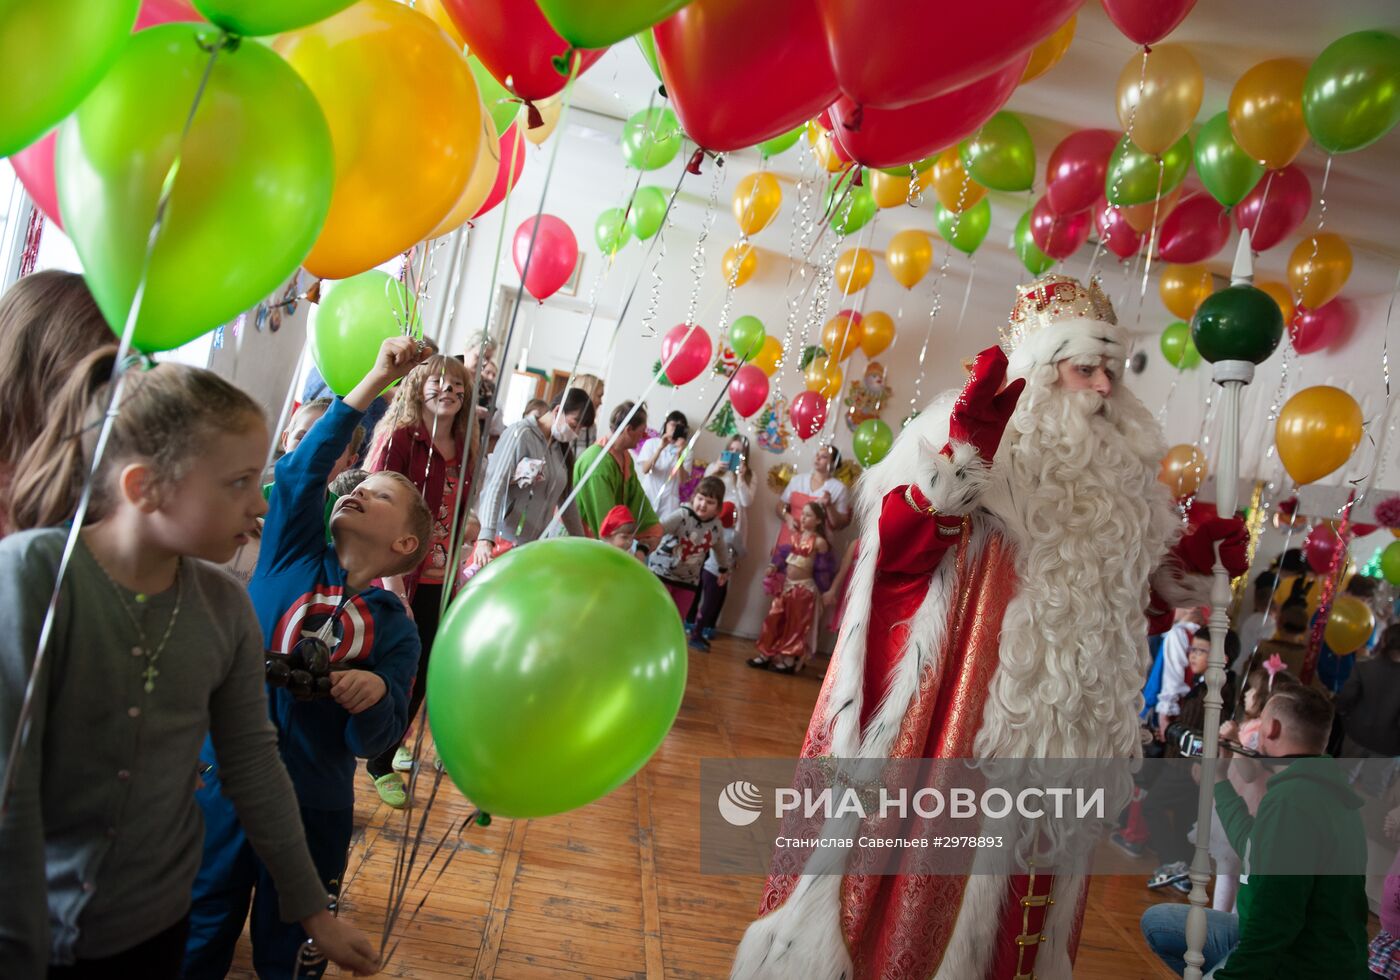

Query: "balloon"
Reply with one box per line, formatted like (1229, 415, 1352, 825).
(805, 355, 844, 399)
(812, 129, 849, 173)
(472, 123, 526, 219)
(823, 171, 876, 235)
(885, 230, 934, 289)
(860, 311, 896, 357)
(1256, 280, 1296, 328)
(1105, 133, 1192, 206)
(513, 214, 579, 301)
(431, 538, 685, 818)
(276, 1, 481, 280)
(1021, 13, 1075, 83)
(758, 126, 805, 158)
(654, 0, 838, 153)
(1275, 386, 1363, 485)
(524, 95, 563, 145)
(535, 0, 688, 49)
(751, 334, 783, 376)
(1193, 111, 1265, 209)
(853, 419, 894, 466)
(1381, 541, 1400, 585)
(1159, 444, 1207, 497)
(1229, 58, 1309, 170)
(440, 0, 603, 104)
(1191, 284, 1284, 365)
(57, 23, 332, 353)
(729, 315, 766, 361)
(1290, 297, 1352, 356)
(135, 0, 199, 30)
(0, 0, 138, 157)
(1156, 192, 1230, 264)
(621, 106, 683, 170)
(1094, 200, 1144, 259)
(933, 198, 990, 255)
(1045, 129, 1118, 216)
(467, 54, 520, 138)
(1159, 263, 1215, 320)
(834, 248, 875, 293)
(728, 363, 770, 418)
(821, 315, 862, 362)
(1325, 596, 1374, 656)
(1304, 30, 1400, 154)
(1014, 208, 1054, 276)
(789, 389, 828, 440)
(312, 271, 418, 397)
(1100, 0, 1196, 46)
(627, 186, 669, 240)
(1159, 322, 1200, 369)
(870, 168, 931, 208)
(1288, 233, 1352, 310)
(635, 27, 661, 79)
(10, 133, 61, 229)
(428, 112, 502, 238)
(733, 172, 782, 236)
(1029, 195, 1091, 260)
(1121, 184, 1183, 233)
(661, 323, 713, 385)
(193, 0, 351, 34)
(1305, 524, 1341, 574)
(960, 111, 1035, 192)
(721, 242, 758, 287)
(595, 208, 631, 256)
(1233, 164, 1310, 252)
(1116, 44, 1203, 156)
(929, 146, 986, 212)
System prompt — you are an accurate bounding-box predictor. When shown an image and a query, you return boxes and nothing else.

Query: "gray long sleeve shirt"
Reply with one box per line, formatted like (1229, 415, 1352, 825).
(477, 417, 583, 544)
(0, 529, 327, 972)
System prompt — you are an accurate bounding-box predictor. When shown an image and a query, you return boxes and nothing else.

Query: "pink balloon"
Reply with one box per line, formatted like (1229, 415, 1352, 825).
(661, 324, 713, 386)
(135, 0, 200, 29)
(728, 364, 770, 418)
(1094, 200, 1143, 259)
(1157, 192, 1231, 264)
(473, 124, 527, 220)
(1233, 165, 1310, 252)
(789, 390, 828, 441)
(512, 214, 577, 301)
(9, 132, 61, 230)
(836, 308, 863, 324)
(1289, 296, 1353, 355)
(1304, 523, 1340, 574)
(1046, 129, 1118, 216)
(1100, 0, 1197, 45)
(1029, 195, 1090, 260)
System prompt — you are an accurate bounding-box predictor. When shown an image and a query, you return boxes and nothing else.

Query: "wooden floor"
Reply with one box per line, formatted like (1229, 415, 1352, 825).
(229, 636, 1184, 979)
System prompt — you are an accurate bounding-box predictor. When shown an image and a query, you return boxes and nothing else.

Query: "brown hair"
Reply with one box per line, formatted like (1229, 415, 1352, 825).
(1263, 683, 1335, 752)
(10, 346, 265, 530)
(367, 470, 433, 575)
(695, 475, 726, 504)
(610, 400, 647, 432)
(370, 354, 478, 454)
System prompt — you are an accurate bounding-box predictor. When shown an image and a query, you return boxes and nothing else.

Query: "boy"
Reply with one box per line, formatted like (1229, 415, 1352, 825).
(649, 476, 728, 620)
(185, 339, 432, 980)
(600, 504, 640, 555)
(689, 501, 741, 651)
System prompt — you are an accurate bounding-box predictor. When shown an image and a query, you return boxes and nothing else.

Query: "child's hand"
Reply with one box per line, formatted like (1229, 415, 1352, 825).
(330, 670, 387, 714)
(375, 336, 430, 382)
(301, 910, 379, 976)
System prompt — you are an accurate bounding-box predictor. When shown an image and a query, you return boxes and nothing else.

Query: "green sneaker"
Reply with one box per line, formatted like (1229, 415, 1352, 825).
(392, 746, 414, 772)
(374, 773, 407, 808)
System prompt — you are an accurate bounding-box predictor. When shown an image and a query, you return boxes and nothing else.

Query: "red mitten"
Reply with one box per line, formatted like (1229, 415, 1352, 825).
(946, 346, 1026, 462)
(1176, 516, 1249, 578)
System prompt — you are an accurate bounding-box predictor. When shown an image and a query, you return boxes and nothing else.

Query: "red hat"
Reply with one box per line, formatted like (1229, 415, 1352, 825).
(600, 504, 636, 539)
(720, 501, 737, 529)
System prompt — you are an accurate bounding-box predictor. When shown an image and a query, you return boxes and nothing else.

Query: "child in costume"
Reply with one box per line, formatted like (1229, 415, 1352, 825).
(600, 504, 640, 555)
(751, 501, 832, 674)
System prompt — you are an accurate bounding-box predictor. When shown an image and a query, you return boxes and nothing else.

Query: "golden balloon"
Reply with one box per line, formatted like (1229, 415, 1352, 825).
(1159, 443, 1207, 497)
(859, 311, 896, 358)
(1021, 14, 1076, 83)
(1276, 385, 1363, 486)
(930, 147, 986, 213)
(1288, 233, 1352, 311)
(1325, 596, 1374, 656)
(722, 242, 758, 287)
(1229, 58, 1310, 170)
(733, 171, 782, 236)
(805, 355, 843, 398)
(821, 314, 862, 362)
(1117, 44, 1203, 156)
(885, 230, 934, 289)
(834, 247, 875, 293)
(1159, 263, 1214, 320)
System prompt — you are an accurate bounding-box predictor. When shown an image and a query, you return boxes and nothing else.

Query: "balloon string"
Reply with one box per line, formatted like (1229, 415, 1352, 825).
(772, 148, 819, 402)
(615, 163, 690, 345)
(18, 205, 43, 278)
(1349, 264, 1400, 512)
(908, 175, 967, 416)
(1136, 156, 1167, 325)
(1247, 168, 1275, 248)
(954, 255, 978, 334)
(818, 216, 878, 448)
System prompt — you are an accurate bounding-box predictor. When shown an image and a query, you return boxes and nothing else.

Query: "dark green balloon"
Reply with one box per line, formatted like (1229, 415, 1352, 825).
(1303, 30, 1400, 154)
(1014, 208, 1053, 276)
(756, 125, 804, 158)
(960, 112, 1035, 192)
(1191, 284, 1285, 365)
(934, 198, 991, 255)
(1160, 321, 1201, 369)
(1194, 111, 1264, 208)
(1106, 133, 1192, 206)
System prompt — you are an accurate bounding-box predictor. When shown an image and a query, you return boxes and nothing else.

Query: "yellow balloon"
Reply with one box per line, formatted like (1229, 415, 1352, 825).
(276, 0, 481, 280)
(427, 109, 500, 238)
(1288, 233, 1352, 311)
(1122, 185, 1182, 233)
(733, 171, 782, 236)
(805, 355, 843, 399)
(930, 146, 986, 212)
(885, 230, 934, 289)
(860, 310, 896, 357)
(1276, 385, 1363, 485)
(752, 334, 783, 376)
(812, 130, 847, 172)
(834, 247, 875, 293)
(1159, 263, 1214, 320)
(1229, 57, 1310, 169)
(1256, 280, 1296, 328)
(722, 242, 758, 288)
(805, 118, 822, 145)
(1159, 444, 1207, 497)
(1021, 14, 1076, 83)
(1325, 596, 1374, 655)
(869, 168, 930, 208)
(411, 0, 464, 46)
(525, 96, 562, 145)
(1117, 44, 1203, 156)
(822, 314, 862, 361)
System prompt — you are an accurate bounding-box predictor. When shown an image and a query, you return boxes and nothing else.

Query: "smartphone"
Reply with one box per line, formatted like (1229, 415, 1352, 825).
(721, 450, 741, 470)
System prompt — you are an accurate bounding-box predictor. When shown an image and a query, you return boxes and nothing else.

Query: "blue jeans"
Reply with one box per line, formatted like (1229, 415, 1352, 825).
(1141, 903, 1238, 977)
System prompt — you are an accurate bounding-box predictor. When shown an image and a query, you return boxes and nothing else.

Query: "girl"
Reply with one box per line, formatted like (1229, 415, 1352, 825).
(363, 354, 477, 801)
(751, 502, 832, 675)
(638, 410, 689, 518)
(0, 349, 375, 977)
(568, 373, 605, 457)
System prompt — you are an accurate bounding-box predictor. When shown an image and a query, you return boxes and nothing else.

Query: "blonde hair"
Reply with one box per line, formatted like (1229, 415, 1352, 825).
(570, 373, 604, 400)
(367, 470, 433, 574)
(369, 355, 478, 456)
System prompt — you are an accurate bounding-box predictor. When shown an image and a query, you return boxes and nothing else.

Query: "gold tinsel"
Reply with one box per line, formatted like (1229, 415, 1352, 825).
(767, 463, 796, 494)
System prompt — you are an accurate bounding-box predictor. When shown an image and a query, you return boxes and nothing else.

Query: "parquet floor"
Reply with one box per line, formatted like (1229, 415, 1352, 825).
(229, 636, 1184, 979)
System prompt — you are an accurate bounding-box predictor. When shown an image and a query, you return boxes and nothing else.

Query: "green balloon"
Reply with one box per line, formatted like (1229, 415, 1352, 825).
(0, 0, 138, 157)
(313, 271, 418, 397)
(1106, 133, 1192, 206)
(595, 207, 632, 255)
(1194, 112, 1264, 209)
(193, 0, 354, 36)
(622, 106, 682, 170)
(468, 54, 519, 138)
(729, 315, 766, 361)
(1190, 284, 1284, 365)
(56, 24, 333, 352)
(1159, 321, 1201, 369)
(757, 125, 804, 158)
(1304, 30, 1400, 154)
(634, 29, 661, 81)
(1014, 208, 1054, 276)
(878, 157, 936, 177)
(853, 419, 893, 466)
(1381, 541, 1400, 585)
(960, 112, 1035, 192)
(627, 186, 668, 239)
(429, 538, 687, 818)
(934, 198, 991, 255)
(536, 0, 691, 50)
(824, 169, 876, 235)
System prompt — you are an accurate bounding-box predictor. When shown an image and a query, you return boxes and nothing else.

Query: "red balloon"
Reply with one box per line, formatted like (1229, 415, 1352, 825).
(654, 0, 838, 152)
(789, 390, 828, 440)
(817, 0, 1080, 109)
(1289, 297, 1353, 355)
(828, 55, 1027, 169)
(513, 214, 578, 301)
(1100, 0, 1197, 45)
(9, 132, 61, 230)
(1233, 164, 1310, 252)
(1094, 200, 1144, 259)
(728, 364, 770, 418)
(472, 123, 527, 220)
(836, 308, 863, 323)
(1353, 523, 1380, 537)
(1046, 129, 1118, 216)
(135, 0, 199, 29)
(1157, 192, 1231, 264)
(1304, 523, 1340, 574)
(440, 0, 604, 102)
(1030, 195, 1091, 260)
(661, 323, 713, 386)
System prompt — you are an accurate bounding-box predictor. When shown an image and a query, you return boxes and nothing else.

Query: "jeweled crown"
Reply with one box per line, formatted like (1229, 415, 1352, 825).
(1000, 274, 1118, 354)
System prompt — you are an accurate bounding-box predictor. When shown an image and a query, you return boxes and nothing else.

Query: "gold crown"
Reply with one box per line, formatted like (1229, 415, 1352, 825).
(1000, 274, 1117, 354)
